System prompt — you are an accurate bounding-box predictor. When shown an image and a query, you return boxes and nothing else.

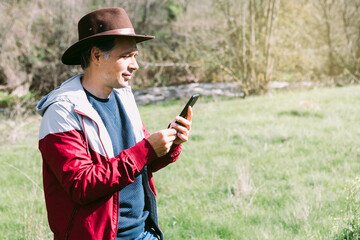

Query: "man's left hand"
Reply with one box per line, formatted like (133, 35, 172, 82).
(170, 106, 192, 145)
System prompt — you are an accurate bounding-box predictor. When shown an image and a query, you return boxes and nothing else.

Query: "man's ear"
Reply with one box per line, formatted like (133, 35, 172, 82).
(91, 47, 101, 65)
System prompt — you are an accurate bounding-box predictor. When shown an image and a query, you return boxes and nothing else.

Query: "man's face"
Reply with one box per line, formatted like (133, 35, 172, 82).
(99, 37, 139, 89)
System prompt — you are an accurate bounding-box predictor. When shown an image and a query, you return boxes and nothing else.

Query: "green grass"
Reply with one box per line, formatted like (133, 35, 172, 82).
(1, 86, 360, 239)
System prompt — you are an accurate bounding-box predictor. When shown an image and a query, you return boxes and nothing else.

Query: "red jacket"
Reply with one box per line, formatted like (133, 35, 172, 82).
(37, 75, 181, 240)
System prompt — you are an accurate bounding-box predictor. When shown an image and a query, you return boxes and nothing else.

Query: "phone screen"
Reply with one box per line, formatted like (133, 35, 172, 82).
(179, 94, 199, 118)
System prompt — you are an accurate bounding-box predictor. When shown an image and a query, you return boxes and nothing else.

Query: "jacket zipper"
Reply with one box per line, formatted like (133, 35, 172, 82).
(81, 115, 90, 156)
(142, 166, 163, 239)
(65, 206, 79, 240)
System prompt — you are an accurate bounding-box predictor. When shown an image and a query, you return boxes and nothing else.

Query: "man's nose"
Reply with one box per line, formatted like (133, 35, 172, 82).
(129, 56, 139, 70)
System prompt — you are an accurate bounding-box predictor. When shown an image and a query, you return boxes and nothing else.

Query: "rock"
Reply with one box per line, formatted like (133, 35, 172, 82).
(133, 81, 317, 105)
(269, 81, 289, 89)
(133, 82, 245, 105)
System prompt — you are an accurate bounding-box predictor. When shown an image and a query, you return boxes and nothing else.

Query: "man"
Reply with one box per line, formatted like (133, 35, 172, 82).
(36, 7, 192, 240)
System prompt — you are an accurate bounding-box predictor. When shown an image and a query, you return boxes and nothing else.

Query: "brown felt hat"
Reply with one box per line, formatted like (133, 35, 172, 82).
(61, 7, 155, 65)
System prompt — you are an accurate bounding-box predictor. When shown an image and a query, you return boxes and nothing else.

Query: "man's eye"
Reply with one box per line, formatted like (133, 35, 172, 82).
(120, 53, 138, 59)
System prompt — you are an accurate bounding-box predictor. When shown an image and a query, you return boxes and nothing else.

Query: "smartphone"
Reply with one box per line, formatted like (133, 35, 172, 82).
(171, 94, 199, 127)
(178, 94, 199, 119)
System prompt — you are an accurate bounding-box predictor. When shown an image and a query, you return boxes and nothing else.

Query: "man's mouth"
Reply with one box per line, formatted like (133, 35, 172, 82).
(122, 73, 132, 80)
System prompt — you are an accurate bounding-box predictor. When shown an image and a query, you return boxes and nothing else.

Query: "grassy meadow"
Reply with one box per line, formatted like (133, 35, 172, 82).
(1, 85, 360, 239)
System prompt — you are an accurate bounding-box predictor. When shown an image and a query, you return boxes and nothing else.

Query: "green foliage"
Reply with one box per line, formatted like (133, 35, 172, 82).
(166, 0, 183, 21)
(0, 91, 16, 108)
(0, 90, 36, 116)
(1, 0, 360, 96)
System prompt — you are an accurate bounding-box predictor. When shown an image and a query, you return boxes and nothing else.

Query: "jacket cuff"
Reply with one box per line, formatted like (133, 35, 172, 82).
(169, 143, 182, 158)
(126, 138, 158, 168)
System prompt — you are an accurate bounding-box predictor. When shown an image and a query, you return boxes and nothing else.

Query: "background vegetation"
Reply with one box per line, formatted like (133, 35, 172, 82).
(0, 0, 359, 97)
(1, 86, 360, 239)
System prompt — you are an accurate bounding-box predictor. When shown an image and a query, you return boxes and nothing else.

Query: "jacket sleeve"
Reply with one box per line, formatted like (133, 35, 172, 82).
(141, 123, 182, 173)
(39, 102, 158, 205)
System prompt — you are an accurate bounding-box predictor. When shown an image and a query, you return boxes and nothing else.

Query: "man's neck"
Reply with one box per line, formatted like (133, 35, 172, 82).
(81, 70, 112, 99)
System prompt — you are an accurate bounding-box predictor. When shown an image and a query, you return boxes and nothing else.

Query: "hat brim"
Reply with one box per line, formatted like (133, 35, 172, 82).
(61, 33, 154, 65)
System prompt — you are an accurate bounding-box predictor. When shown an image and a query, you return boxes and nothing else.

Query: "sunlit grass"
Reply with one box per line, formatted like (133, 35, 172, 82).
(1, 86, 360, 239)
(142, 86, 360, 239)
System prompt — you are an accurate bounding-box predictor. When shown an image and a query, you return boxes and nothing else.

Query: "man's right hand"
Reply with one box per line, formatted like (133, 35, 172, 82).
(146, 129, 177, 157)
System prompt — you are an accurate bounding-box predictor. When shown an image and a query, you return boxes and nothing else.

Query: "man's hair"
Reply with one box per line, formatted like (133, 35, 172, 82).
(80, 38, 116, 70)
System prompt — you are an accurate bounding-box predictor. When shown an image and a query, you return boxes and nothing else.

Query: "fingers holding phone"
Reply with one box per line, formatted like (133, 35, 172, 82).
(168, 94, 198, 145)
(171, 106, 192, 145)
(147, 129, 177, 157)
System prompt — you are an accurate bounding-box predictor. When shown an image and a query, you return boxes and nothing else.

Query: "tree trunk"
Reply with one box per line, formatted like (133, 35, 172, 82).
(249, 0, 257, 90)
(242, 1, 247, 81)
(320, 0, 335, 76)
(264, 0, 278, 85)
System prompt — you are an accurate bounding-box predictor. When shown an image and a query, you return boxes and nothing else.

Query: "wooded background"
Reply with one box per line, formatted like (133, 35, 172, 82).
(0, 0, 359, 96)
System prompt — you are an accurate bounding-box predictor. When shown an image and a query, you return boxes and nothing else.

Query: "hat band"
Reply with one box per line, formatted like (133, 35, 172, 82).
(103, 28, 135, 35)
(84, 28, 136, 40)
